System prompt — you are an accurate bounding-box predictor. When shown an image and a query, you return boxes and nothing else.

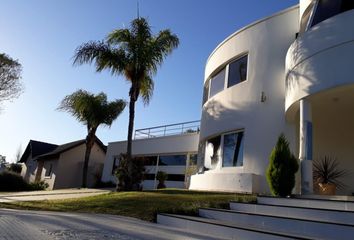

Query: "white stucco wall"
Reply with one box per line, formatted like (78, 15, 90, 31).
(101, 133, 199, 189)
(286, 9, 354, 114)
(192, 6, 299, 193)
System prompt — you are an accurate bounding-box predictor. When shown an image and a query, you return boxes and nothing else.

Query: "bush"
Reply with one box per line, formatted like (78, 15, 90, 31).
(266, 134, 299, 197)
(115, 154, 146, 191)
(156, 171, 167, 189)
(28, 181, 49, 191)
(0, 171, 29, 191)
(7, 163, 22, 174)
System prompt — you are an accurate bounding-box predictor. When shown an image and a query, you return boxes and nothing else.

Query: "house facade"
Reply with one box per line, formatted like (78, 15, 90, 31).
(21, 138, 106, 190)
(101, 122, 199, 189)
(190, 0, 354, 195)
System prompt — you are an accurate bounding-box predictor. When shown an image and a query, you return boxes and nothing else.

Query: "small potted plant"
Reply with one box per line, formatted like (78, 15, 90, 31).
(313, 156, 347, 195)
(156, 171, 167, 189)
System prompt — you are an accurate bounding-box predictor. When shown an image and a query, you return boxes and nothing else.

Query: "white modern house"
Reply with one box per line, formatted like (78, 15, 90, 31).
(190, 0, 354, 196)
(103, 0, 354, 195)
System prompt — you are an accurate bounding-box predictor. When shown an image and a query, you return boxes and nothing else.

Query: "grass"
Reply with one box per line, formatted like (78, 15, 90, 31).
(0, 189, 256, 222)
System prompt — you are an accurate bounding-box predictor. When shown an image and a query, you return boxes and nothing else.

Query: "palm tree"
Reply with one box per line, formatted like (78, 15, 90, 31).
(73, 17, 179, 190)
(58, 90, 126, 188)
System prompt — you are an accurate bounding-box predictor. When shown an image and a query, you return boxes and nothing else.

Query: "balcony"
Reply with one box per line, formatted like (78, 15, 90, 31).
(134, 120, 200, 139)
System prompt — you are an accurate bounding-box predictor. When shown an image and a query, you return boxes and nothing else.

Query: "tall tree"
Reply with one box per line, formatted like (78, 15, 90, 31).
(58, 90, 126, 188)
(0, 53, 23, 106)
(73, 17, 179, 190)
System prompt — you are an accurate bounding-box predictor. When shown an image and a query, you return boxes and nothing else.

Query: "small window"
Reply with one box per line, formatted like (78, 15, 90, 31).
(143, 174, 156, 180)
(205, 136, 221, 169)
(223, 131, 244, 167)
(158, 155, 187, 166)
(227, 55, 248, 88)
(111, 156, 119, 175)
(202, 80, 210, 105)
(45, 163, 53, 177)
(209, 68, 226, 98)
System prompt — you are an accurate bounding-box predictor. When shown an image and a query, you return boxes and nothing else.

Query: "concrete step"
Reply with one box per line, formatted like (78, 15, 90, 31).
(230, 201, 354, 225)
(157, 213, 313, 240)
(257, 195, 354, 211)
(198, 208, 354, 240)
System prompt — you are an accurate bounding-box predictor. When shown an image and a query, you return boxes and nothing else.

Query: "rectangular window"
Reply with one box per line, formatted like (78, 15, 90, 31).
(222, 131, 244, 167)
(143, 174, 156, 180)
(166, 174, 185, 182)
(202, 80, 210, 105)
(134, 156, 158, 166)
(205, 136, 221, 169)
(45, 163, 53, 177)
(209, 68, 226, 98)
(158, 155, 187, 166)
(227, 55, 248, 88)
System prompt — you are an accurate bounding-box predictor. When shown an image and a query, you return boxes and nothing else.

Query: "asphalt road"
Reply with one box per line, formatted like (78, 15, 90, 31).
(0, 208, 223, 240)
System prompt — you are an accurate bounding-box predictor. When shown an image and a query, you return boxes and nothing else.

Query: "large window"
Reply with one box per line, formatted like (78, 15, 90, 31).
(159, 155, 187, 166)
(203, 54, 248, 104)
(205, 136, 221, 169)
(227, 55, 248, 88)
(303, 0, 354, 31)
(134, 156, 158, 166)
(209, 68, 226, 98)
(222, 131, 244, 167)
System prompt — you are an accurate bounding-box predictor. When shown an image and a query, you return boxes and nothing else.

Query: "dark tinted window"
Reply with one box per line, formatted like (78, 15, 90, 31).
(311, 0, 354, 28)
(143, 174, 155, 180)
(159, 155, 187, 166)
(134, 156, 158, 166)
(45, 163, 52, 177)
(228, 55, 248, 88)
(166, 174, 185, 181)
(222, 131, 244, 167)
(189, 154, 198, 166)
(203, 80, 210, 105)
(209, 68, 225, 98)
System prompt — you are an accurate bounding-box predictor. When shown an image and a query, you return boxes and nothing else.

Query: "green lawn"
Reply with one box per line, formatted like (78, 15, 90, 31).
(0, 189, 255, 222)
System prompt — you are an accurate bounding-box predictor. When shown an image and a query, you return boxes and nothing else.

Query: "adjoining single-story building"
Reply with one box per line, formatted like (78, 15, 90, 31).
(20, 138, 106, 190)
(101, 121, 199, 189)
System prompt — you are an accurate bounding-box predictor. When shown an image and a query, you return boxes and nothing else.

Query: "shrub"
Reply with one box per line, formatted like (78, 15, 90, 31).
(115, 154, 146, 191)
(7, 163, 22, 174)
(28, 181, 49, 191)
(156, 171, 167, 189)
(0, 171, 29, 191)
(266, 134, 299, 197)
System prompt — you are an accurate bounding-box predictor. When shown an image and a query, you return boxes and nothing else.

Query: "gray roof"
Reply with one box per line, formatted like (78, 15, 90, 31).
(20, 140, 58, 163)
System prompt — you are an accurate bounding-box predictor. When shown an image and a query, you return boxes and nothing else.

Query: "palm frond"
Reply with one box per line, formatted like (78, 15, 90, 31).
(140, 75, 154, 105)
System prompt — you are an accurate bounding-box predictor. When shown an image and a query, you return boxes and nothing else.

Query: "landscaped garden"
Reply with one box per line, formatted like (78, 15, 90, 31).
(0, 189, 255, 222)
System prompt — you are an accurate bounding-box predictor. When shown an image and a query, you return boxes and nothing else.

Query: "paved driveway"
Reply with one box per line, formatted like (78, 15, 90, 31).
(0, 209, 223, 240)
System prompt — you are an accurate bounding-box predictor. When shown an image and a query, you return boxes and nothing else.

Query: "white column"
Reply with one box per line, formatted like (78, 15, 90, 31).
(299, 99, 313, 195)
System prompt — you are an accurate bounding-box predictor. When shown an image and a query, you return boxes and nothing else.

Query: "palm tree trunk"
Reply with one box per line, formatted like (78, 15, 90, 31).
(126, 93, 136, 190)
(82, 130, 96, 188)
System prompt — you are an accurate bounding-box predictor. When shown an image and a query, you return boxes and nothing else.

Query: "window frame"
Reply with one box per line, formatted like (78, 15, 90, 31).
(221, 130, 245, 168)
(204, 53, 249, 104)
(44, 163, 53, 178)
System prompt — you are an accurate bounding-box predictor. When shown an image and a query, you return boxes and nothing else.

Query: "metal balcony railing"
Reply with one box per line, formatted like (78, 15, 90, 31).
(134, 120, 200, 139)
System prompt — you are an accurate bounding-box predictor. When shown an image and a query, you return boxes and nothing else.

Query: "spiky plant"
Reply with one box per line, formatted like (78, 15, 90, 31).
(313, 156, 347, 189)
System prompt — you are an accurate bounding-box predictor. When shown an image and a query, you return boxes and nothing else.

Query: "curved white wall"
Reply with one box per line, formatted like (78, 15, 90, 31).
(192, 7, 299, 193)
(285, 9, 354, 114)
(200, 6, 299, 171)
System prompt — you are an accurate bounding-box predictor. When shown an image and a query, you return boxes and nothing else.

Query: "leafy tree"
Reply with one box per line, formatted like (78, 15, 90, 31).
(73, 17, 179, 190)
(0, 53, 23, 105)
(266, 134, 299, 197)
(58, 90, 126, 187)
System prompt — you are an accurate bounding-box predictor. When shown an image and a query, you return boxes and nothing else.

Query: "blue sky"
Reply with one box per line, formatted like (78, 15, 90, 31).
(0, 0, 297, 162)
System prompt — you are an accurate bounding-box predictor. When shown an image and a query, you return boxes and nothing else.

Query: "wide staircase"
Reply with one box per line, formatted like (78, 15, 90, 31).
(157, 195, 354, 239)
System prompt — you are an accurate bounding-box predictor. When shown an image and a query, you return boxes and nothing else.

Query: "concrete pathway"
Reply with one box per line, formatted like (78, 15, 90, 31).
(0, 208, 224, 240)
(0, 188, 111, 202)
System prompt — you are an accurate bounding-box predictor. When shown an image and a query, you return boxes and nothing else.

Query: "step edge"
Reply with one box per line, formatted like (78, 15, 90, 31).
(157, 213, 315, 240)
